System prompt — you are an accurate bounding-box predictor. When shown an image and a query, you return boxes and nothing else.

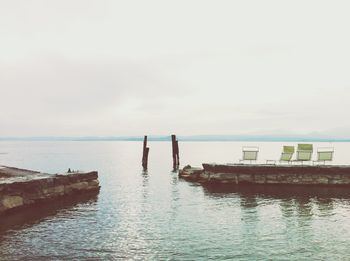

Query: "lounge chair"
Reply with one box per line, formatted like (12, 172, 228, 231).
(239, 146, 259, 164)
(294, 144, 313, 164)
(313, 147, 334, 165)
(280, 146, 295, 163)
(266, 146, 295, 165)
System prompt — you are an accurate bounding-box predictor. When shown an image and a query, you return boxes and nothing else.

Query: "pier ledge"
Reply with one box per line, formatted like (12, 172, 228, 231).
(179, 163, 350, 186)
(0, 166, 100, 216)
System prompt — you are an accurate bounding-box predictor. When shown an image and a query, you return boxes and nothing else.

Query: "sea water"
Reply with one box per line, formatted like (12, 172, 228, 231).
(0, 141, 350, 260)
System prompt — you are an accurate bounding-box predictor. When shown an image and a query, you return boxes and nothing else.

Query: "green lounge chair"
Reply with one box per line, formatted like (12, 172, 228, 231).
(294, 144, 313, 164)
(239, 146, 259, 164)
(280, 146, 295, 163)
(266, 146, 295, 164)
(313, 147, 334, 165)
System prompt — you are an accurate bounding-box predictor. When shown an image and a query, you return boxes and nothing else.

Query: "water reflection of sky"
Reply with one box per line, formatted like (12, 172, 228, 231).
(1, 141, 350, 260)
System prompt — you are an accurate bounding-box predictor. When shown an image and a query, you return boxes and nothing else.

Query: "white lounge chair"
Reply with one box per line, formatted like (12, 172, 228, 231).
(313, 147, 334, 165)
(239, 146, 259, 164)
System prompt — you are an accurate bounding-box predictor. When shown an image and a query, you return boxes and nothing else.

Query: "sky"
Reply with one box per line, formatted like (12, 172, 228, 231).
(1, 0, 350, 137)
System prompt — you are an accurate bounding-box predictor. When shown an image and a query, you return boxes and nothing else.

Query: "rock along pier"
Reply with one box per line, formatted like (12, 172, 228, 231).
(179, 163, 350, 186)
(0, 165, 100, 216)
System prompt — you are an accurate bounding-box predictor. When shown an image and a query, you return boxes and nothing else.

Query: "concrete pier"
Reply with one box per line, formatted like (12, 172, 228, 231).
(0, 166, 100, 216)
(179, 163, 350, 186)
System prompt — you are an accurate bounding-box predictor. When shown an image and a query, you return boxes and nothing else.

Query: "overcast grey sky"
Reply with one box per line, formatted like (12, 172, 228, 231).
(1, 0, 350, 137)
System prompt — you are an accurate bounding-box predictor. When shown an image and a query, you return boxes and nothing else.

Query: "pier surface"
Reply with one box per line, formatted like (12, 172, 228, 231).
(0, 166, 100, 215)
(179, 163, 350, 186)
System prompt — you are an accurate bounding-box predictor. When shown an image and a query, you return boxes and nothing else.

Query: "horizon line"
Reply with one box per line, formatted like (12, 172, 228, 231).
(0, 135, 349, 142)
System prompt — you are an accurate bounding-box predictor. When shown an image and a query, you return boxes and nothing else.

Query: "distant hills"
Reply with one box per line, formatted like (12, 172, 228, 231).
(0, 135, 349, 142)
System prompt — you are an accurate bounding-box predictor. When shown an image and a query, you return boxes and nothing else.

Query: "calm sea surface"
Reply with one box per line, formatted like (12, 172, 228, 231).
(1, 141, 350, 260)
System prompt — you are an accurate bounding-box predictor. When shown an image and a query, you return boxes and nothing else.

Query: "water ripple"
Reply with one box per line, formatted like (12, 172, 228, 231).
(1, 141, 350, 260)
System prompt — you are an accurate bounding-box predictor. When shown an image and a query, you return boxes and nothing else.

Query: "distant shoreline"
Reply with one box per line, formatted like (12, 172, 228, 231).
(0, 136, 349, 142)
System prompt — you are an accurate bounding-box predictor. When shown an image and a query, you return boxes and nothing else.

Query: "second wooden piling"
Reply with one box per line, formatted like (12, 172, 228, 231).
(142, 136, 149, 170)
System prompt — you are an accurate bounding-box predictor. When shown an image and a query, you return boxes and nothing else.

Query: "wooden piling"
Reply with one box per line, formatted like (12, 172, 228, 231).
(142, 136, 149, 170)
(175, 140, 180, 166)
(171, 134, 180, 169)
(143, 147, 149, 170)
(171, 135, 176, 168)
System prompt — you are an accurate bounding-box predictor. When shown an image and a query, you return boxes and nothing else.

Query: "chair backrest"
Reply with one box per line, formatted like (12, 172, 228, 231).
(297, 144, 313, 151)
(317, 147, 334, 162)
(242, 147, 259, 161)
(296, 144, 313, 161)
(280, 146, 294, 161)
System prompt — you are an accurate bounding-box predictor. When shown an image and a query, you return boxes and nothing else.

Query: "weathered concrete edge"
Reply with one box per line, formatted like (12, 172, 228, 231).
(179, 164, 350, 186)
(0, 171, 100, 216)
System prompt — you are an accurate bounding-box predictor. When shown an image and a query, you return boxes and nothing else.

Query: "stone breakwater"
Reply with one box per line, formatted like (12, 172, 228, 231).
(0, 166, 100, 215)
(179, 163, 350, 186)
